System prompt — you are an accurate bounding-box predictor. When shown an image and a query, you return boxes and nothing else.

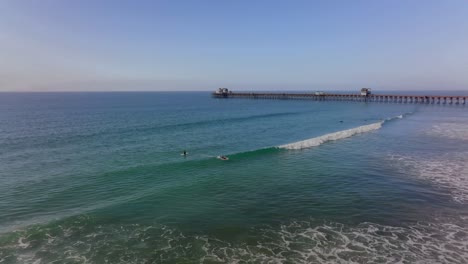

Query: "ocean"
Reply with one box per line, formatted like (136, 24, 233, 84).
(0, 91, 467, 263)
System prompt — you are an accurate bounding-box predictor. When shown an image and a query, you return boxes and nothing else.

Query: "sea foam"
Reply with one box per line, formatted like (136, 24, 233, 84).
(279, 121, 384, 150)
(278, 114, 410, 150)
(4, 216, 467, 264)
(429, 122, 468, 141)
(389, 152, 468, 204)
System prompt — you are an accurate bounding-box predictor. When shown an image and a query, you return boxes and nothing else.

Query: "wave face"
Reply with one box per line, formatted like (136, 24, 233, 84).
(278, 113, 411, 150)
(279, 121, 384, 150)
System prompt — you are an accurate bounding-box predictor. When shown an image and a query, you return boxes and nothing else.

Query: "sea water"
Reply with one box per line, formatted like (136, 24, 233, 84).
(0, 92, 467, 263)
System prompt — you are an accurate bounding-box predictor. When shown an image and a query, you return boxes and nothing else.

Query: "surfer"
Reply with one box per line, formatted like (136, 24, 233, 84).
(182, 150, 187, 156)
(217, 155, 229, 160)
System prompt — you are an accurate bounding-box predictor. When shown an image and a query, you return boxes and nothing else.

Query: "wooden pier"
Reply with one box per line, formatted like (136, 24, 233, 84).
(212, 91, 468, 105)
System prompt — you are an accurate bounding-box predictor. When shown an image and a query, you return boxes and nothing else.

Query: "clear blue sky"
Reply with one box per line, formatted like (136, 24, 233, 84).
(1, 0, 468, 91)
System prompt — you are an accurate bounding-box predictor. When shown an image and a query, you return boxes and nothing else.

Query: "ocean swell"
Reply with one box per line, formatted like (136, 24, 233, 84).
(277, 114, 409, 150)
(278, 121, 384, 150)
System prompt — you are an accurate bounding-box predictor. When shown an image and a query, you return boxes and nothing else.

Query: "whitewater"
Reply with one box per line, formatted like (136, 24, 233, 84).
(278, 115, 407, 150)
(278, 121, 383, 150)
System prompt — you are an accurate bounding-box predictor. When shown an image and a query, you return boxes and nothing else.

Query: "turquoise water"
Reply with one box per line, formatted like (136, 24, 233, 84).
(0, 92, 467, 263)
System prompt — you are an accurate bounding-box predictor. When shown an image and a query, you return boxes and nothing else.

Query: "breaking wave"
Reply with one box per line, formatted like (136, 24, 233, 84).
(277, 113, 413, 150)
(278, 114, 410, 150)
(278, 121, 383, 150)
(2, 215, 467, 264)
(222, 114, 410, 156)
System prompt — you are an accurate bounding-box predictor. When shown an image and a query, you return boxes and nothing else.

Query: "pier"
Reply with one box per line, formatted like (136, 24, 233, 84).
(212, 88, 467, 105)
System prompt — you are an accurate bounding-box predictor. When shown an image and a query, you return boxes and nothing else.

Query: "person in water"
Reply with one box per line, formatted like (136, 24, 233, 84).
(182, 150, 187, 156)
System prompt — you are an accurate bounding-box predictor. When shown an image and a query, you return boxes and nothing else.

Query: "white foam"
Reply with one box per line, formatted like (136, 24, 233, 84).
(200, 218, 468, 264)
(3, 216, 468, 264)
(46, 233, 55, 244)
(279, 121, 384, 150)
(428, 123, 468, 141)
(17, 237, 30, 249)
(389, 152, 468, 204)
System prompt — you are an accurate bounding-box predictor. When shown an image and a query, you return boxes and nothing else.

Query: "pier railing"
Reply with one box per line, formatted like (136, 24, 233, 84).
(212, 92, 468, 105)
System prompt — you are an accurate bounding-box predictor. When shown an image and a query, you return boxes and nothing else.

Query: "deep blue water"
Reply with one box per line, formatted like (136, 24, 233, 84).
(0, 92, 467, 263)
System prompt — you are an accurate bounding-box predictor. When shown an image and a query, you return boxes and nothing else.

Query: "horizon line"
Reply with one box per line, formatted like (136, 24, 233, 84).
(1, 89, 468, 93)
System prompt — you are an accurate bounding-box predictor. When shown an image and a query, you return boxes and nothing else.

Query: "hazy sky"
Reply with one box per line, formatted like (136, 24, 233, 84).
(1, 0, 468, 91)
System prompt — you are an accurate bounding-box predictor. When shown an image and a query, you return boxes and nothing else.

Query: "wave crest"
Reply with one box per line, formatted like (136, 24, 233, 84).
(277, 114, 409, 150)
(279, 121, 383, 150)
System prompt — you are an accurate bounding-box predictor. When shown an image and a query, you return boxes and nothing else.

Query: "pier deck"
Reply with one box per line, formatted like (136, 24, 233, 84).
(212, 92, 468, 104)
